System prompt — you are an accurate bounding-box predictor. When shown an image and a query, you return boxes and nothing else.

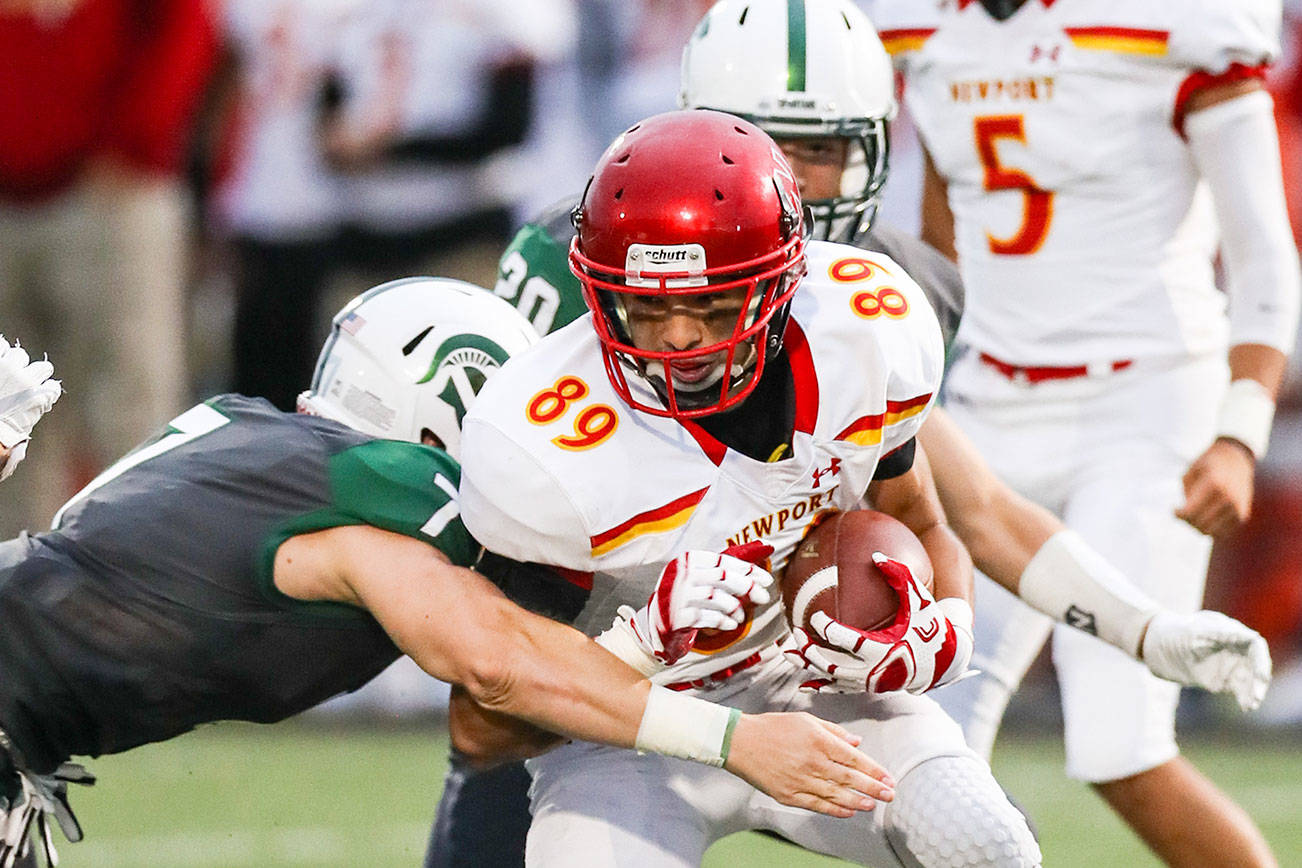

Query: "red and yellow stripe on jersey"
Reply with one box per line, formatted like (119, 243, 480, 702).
(590, 487, 709, 557)
(878, 28, 936, 56)
(1064, 26, 1169, 56)
(834, 393, 933, 446)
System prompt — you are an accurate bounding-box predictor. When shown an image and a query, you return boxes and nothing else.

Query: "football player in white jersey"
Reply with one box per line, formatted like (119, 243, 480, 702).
(870, 0, 1301, 864)
(430, 3, 1276, 865)
(459, 108, 1044, 867)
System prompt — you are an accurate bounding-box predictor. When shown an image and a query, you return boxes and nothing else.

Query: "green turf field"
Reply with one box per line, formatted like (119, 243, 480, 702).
(65, 720, 1300, 867)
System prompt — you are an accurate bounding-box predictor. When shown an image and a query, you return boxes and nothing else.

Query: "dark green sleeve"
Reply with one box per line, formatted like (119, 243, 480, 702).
(325, 441, 479, 567)
(260, 441, 480, 617)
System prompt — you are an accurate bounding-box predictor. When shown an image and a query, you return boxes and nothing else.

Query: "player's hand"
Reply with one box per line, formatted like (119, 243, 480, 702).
(723, 711, 894, 818)
(1176, 439, 1254, 538)
(0, 336, 60, 483)
(623, 541, 774, 666)
(782, 553, 973, 695)
(1142, 610, 1271, 712)
(0, 762, 93, 868)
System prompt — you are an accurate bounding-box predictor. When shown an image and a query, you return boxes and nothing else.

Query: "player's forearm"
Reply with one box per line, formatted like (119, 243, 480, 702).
(457, 598, 651, 749)
(920, 411, 1056, 594)
(447, 685, 565, 769)
(1228, 343, 1288, 399)
(471, 601, 751, 770)
(915, 522, 972, 605)
(920, 148, 958, 262)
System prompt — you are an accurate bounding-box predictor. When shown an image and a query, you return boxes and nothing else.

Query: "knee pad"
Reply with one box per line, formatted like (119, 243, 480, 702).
(885, 755, 1042, 868)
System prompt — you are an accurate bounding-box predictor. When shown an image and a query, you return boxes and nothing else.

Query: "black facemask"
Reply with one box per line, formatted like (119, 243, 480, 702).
(980, 0, 1030, 21)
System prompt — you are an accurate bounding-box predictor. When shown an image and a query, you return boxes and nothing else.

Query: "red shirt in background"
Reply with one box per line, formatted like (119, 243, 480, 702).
(0, 0, 219, 203)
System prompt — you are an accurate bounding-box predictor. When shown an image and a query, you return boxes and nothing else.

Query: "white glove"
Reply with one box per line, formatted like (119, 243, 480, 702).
(0, 336, 60, 481)
(616, 541, 775, 667)
(1142, 610, 1272, 712)
(781, 552, 974, 695)
(0, 762, 93, 868)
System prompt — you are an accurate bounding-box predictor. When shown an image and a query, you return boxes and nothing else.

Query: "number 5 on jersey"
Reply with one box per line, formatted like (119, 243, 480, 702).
(974, 114, 1054, 255)
(527, 376, 619, 451)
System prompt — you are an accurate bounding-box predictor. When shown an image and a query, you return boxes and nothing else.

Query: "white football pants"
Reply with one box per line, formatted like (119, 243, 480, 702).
(937, 350, 1223, 782)
(524, 654, 1040, 866)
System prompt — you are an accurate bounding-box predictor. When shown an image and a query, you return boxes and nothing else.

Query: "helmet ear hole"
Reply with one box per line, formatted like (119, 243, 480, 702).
(420, 428, 445, 450)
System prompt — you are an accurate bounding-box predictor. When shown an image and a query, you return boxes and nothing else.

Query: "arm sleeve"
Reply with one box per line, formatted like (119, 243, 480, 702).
(1186, 90, 1301, 353)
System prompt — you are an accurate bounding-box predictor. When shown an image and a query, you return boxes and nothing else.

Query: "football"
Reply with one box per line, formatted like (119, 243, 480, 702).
(782, 509, 934, 639)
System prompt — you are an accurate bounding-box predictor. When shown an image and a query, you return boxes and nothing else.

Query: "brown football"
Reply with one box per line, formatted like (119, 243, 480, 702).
(782, 509, 934, 640)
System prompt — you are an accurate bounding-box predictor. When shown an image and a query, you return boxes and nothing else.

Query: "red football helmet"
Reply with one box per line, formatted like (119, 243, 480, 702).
(570, 110, 807, 418)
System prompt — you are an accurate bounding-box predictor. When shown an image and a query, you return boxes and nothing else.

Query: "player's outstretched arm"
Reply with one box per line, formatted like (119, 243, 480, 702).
(725, 713, 894, 818)
(1178, 79, 1299, 539)
(273, 525, 889, 815)
(919, 406, 1272, 710)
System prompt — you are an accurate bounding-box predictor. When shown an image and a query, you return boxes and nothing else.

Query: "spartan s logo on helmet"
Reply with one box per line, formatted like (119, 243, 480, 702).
(298, 277, 538, 460)
(680, 0, 896, 242)
(422, 334, 514, 428)
(570, 110, 807, 419)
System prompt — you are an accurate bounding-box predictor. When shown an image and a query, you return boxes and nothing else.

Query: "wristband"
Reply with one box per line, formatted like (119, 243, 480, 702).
(595, 618, 663, 677)
(1215, 378, 1275, 459)
(634, 685, 741, 767)
(1018, 531, 1160, 656)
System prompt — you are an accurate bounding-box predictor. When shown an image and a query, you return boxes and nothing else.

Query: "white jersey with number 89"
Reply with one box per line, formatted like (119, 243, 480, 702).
(459, 240, 943, 688)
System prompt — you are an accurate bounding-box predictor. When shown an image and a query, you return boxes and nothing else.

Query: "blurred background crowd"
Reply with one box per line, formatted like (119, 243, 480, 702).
(1, 0, 1300, 728)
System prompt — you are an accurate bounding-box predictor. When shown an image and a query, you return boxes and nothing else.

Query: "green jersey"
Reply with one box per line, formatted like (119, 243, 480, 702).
(0, 395, 475, 773)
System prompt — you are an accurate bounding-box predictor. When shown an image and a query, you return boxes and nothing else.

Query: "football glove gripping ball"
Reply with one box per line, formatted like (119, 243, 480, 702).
(623, 541, 775, 666)
(782, 553, 973, 695)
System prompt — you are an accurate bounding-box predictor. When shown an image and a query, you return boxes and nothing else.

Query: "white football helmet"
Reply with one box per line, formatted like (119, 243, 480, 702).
(680, 0, 895, 241)
(297, 277, 538, 459)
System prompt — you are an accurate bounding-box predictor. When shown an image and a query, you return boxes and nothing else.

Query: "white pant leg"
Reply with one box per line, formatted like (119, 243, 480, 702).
(945, 351, 1225, 783)
(933, 573, 1053, 761)
(526, 657, 1036, 867)
(525, 741, 727, 868)
(749, 662, 1038, 866)
(1052, 356, 1221, 782)
(938, 353, 1075, 759)
(525, 662, 787, 868)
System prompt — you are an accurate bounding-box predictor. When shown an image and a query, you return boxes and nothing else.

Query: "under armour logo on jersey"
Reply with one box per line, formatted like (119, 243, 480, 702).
(1065, 604, 1098, 636)
(1029, 43, 1061, 64)
(811, 458, 842, 488)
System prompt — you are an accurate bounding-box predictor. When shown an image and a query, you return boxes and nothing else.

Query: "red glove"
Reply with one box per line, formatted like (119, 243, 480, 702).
(782, 553, 974, 694)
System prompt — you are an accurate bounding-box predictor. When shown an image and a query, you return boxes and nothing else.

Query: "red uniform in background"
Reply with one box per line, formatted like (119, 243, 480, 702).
(0, 0, 218, 535)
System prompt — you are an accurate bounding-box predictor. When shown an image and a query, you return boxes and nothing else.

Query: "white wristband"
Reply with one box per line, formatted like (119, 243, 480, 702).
(1018, 530, 1160, 656)
(634, 685, 741, 767)
(595, 618, 663, 677)
(1215, 378, 1275, 459)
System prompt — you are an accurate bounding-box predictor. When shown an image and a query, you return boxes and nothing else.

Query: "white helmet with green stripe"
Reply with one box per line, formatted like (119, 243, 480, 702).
(679, 0, 895, 242)
(298, 277, 538, 460)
